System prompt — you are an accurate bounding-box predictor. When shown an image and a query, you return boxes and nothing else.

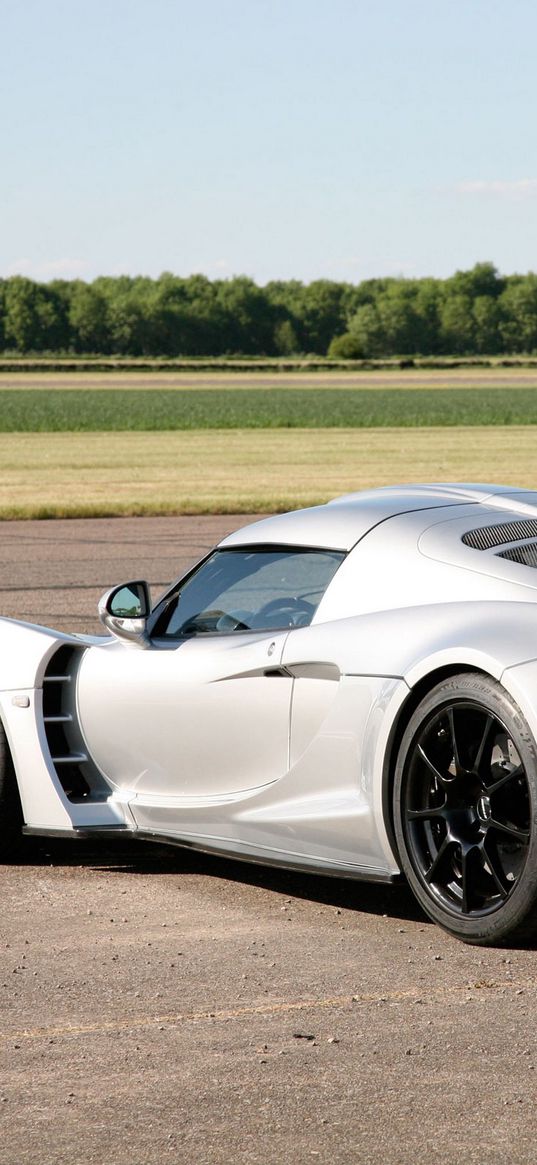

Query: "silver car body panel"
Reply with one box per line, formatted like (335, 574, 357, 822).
(220, 483, 529, 553)
(6, 482, 537, 881)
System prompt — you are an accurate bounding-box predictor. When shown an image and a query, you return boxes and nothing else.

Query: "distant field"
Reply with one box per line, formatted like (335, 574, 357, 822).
(0, 427, 535, 518)
(1, 369, 535, 517)
(2, 368, 537, 390)
(1, 387, 537, 429)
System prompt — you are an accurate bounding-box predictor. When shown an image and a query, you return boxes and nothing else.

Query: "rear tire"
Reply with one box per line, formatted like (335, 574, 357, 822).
(0, 720, 24, 860)
(393, 673, 537, 945)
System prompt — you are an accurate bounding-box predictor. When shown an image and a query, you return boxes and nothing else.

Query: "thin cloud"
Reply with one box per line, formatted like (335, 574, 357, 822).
(455, 178, 537, 198)
(3, 257, 90, 281)
(205, 259, 233, 276)
(302, 256, 419, 282)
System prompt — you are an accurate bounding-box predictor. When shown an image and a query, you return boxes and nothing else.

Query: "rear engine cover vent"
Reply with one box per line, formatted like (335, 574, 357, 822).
(497, 541, 537, 568)
(462, 518, 537, 551)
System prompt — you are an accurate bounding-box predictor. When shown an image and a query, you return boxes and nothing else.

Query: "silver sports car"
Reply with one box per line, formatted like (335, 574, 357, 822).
(5, 482, 537, 945)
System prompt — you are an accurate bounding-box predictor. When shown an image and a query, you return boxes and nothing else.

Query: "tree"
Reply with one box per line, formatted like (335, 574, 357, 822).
(4, 277, 67, 351)
(342, 278, 393, 321)
(499, 276, 537, 353)
(69, 282, 109, 352)
(273, 319, 300, 355)
(347, 304, 385, 357)
(473, 296, 503, 354)
(0, 282, 5, 350)
(447, 262, 503, 300)
(440, 295, 476, 354)
(327, 332, 364, 358)
(215, 278, 275, 354)
(413, 279, 443, 355)
(265, 281, 305, 349)
(4, 278, 42, 350)
(292, 280, 347, 354)
(375, 284, 423, 355)
(1, 263, 536, 358)
(105, 291, 146, 355)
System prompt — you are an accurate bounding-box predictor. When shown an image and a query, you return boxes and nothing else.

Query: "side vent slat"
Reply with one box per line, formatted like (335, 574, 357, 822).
(42, 645, 111, 803)
(42, 645, 91, 801)
(462, 519, 537, 550)
(52, 753, 88, 765)
(498, 541, 537, 568)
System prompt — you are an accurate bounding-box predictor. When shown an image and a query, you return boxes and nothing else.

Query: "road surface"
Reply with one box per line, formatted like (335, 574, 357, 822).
(1, 516, 536, 1165)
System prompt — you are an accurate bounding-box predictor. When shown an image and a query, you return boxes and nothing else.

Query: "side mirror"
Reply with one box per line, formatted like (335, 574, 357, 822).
(98, 580, 151, 647)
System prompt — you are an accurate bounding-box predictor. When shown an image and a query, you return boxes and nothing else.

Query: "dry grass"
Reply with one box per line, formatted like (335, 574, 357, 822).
(1, 368, 537, 391)
(0, 426, 536, 518)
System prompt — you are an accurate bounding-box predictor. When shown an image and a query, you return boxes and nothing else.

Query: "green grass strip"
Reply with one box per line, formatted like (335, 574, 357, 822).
(1, 387, 537, 430)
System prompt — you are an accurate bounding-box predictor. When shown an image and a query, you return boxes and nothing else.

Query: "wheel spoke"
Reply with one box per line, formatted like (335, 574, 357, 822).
(461, 846, 474, 914)
(482, 836, 511, 899)
(425, 834, 453, 883)
(488, 817, 530, 844)
(487, 764, 523, 795)
(407, 804, 446, 821)
(473, 713, 495, 773)
(417, 743, 448, 786)
(447, 707, 461, 770)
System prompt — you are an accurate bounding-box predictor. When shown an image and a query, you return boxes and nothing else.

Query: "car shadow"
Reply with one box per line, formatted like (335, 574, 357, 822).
(25, 835, 429, 926)
(20, 837, 537, 948)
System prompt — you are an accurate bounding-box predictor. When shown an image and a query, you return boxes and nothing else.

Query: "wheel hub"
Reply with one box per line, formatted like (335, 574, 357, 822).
(443, 770, 488, 843)
(477, 793, 492, 822)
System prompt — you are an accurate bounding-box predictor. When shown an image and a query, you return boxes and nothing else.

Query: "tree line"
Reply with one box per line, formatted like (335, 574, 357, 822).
(2, 263, 537, 358)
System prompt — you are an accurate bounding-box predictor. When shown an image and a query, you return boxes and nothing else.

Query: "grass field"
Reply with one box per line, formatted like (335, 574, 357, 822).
(0, 370, 535, 518)
(1, 387, 537, 430)
(0, 426, 535, 518)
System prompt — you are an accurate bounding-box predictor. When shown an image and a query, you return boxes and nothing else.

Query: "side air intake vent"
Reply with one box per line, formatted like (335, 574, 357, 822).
(42, 644, 109, 802)
(462, 519, 537, 551)
(497, 541, 537, 568)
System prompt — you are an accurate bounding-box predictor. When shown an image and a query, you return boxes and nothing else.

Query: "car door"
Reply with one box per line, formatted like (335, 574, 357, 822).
(76, 628, 292, 799)
(76, 545, 345, 806)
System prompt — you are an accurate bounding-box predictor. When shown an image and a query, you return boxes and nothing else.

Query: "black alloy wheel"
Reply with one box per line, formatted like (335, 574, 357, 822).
(393, 673, 537, 945)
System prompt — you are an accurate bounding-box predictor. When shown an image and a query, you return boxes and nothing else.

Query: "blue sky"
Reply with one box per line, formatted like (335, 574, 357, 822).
(2, 0, 536, 284)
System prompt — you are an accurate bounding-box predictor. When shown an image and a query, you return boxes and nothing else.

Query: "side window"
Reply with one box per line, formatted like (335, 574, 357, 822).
(154, 547, 345, 637)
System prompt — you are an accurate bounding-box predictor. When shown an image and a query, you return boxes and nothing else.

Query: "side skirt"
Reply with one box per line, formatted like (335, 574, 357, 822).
(23, 824, 400, 883)
(22, 825, 133, 839)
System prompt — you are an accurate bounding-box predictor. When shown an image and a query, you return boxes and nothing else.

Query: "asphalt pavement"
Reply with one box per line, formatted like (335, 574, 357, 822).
(1, 516, 537, 1165)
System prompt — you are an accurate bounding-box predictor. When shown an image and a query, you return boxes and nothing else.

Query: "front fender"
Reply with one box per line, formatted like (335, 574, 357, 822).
(0, 617, 84, 691)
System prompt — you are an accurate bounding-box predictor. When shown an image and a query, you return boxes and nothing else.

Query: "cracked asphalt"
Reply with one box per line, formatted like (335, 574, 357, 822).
(1, 516, 537, 1165)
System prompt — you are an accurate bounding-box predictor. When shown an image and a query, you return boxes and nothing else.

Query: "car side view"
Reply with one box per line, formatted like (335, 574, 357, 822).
(4, 482, 537, 945)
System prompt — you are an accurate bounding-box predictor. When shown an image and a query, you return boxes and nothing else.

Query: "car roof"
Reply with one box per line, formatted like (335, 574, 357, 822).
(219, 483, 535, 552)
